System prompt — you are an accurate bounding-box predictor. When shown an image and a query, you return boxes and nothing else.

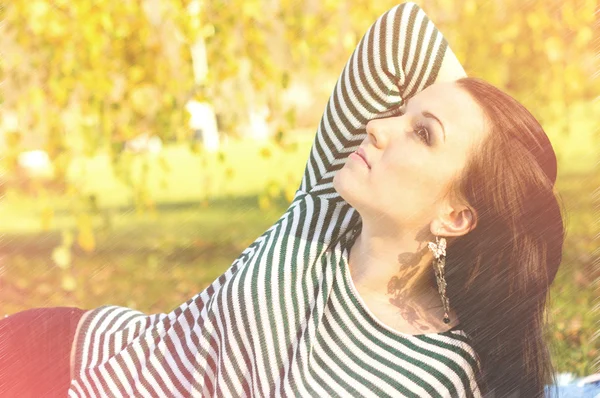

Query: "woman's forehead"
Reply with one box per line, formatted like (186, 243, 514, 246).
(411, 82, 488, 145)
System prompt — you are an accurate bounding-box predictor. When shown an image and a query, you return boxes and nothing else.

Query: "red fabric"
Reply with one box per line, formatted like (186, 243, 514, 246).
(0, 307, 87, 397)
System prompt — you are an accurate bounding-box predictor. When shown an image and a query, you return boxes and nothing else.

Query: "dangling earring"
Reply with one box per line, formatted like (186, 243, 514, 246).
(428, 233, 450, 324)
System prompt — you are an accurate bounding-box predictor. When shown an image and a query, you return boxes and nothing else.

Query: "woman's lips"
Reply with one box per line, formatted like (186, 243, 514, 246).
(357, 148, 370, 168)
(350, 151, 370, 169)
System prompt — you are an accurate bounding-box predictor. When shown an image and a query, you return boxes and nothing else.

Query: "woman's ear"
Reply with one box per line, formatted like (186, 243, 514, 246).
(431, 203, 477, 238)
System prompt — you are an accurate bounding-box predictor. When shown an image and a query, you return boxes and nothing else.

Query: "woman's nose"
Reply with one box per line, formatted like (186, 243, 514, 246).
(365, 118, 391, 148)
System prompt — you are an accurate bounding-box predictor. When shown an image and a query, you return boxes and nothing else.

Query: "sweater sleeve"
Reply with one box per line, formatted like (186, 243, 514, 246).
(298, 2, 467, 197)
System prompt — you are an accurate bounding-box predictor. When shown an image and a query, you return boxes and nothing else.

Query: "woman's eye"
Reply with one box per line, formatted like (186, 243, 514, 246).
(394, 104, 430, 146)
(415, 126, 430, 145)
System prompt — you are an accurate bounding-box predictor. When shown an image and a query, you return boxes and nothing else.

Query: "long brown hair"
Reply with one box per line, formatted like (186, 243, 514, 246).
(444, 77, 567, 397)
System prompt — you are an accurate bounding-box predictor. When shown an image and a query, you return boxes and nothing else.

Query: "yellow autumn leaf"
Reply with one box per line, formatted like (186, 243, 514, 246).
(267, 183, 280, 199)
(77, 228, 96, 252)
(30, 0, 50, 17)
(48, 18, 66, 39)
(128, 65, 146, 84)
(201, 24, 215, 37)
(241, 1, 263, 20)
(145, 196, 155, 211)
(575, 27, 592, 48)
(61, 274, 77, 292)
(158, 156, 171, 172)
(258, 194, 271, 210)
(284, 185, 297, 203)
(323, 0, 339, 10)
(52, 245, 72, 269)
(501, 42, 514, 57)
(190, 141, 204, 154)
(544, 37, 563, 62)
(4, 131, 21, 147)
(260, 147, 271, 159)
(463, 0, 476, 16)
(342, 32, 357, 51)
(225, 167, 235, 180)
(130, 84, 161, 116)
(77, 213, 93, 231)
(526, 13, 541, 30)
(29, 87, 45, 108)
(40, 206, 54, 231)
(298, 40, 310, 58)
(29, 1, 50, 34)
(62, 230, 75, 247)
(66, 185, 78, 197)
(286, 172, 296, 183)
(100, 13, 113, 31)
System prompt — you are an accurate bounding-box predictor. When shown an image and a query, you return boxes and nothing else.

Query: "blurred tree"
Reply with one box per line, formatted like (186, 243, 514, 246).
(1, 0, 597, 197)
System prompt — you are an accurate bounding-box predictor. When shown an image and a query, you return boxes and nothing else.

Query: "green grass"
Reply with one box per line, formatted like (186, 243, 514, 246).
(0, 195, 292, 314)
(0, 135, 313, 234)
(546, 170, 600, 376)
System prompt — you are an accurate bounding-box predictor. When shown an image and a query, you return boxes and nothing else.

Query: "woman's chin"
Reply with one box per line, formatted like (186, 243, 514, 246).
(333, 169, 349, 194)
(333, 169, 360, 206)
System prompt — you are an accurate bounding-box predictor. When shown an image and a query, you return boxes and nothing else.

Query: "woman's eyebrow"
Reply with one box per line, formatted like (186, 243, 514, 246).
(404, 97, 446, 143)
(423, 112, 446, 143)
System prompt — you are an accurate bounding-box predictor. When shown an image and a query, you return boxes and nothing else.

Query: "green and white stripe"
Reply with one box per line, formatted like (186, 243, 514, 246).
(69, 2, 477, 397)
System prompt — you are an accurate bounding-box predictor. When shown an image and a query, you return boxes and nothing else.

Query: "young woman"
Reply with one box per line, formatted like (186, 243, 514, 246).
(0, 2, 564, 397)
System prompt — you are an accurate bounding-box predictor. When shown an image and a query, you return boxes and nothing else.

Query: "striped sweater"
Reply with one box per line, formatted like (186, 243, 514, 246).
(69, 3, 481, 397)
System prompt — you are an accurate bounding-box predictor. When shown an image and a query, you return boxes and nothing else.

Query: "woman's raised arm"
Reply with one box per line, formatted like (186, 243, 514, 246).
(298, 2, 466, 198)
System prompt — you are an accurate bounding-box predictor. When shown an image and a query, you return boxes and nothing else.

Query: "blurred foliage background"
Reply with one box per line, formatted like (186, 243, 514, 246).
(0, 0, 599, 377)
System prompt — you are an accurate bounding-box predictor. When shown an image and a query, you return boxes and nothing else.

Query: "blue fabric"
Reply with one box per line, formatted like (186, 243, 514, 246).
(545, 373, 600, 398)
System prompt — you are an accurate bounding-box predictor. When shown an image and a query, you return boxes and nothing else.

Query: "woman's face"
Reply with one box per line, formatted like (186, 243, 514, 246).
(333, 81, 488, 230)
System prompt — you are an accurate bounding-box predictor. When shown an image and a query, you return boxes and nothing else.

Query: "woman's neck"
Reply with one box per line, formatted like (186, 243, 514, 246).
(348, 225, 437, 303)
(348, 229, 458, 332)
(347, 223, 461, 331)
